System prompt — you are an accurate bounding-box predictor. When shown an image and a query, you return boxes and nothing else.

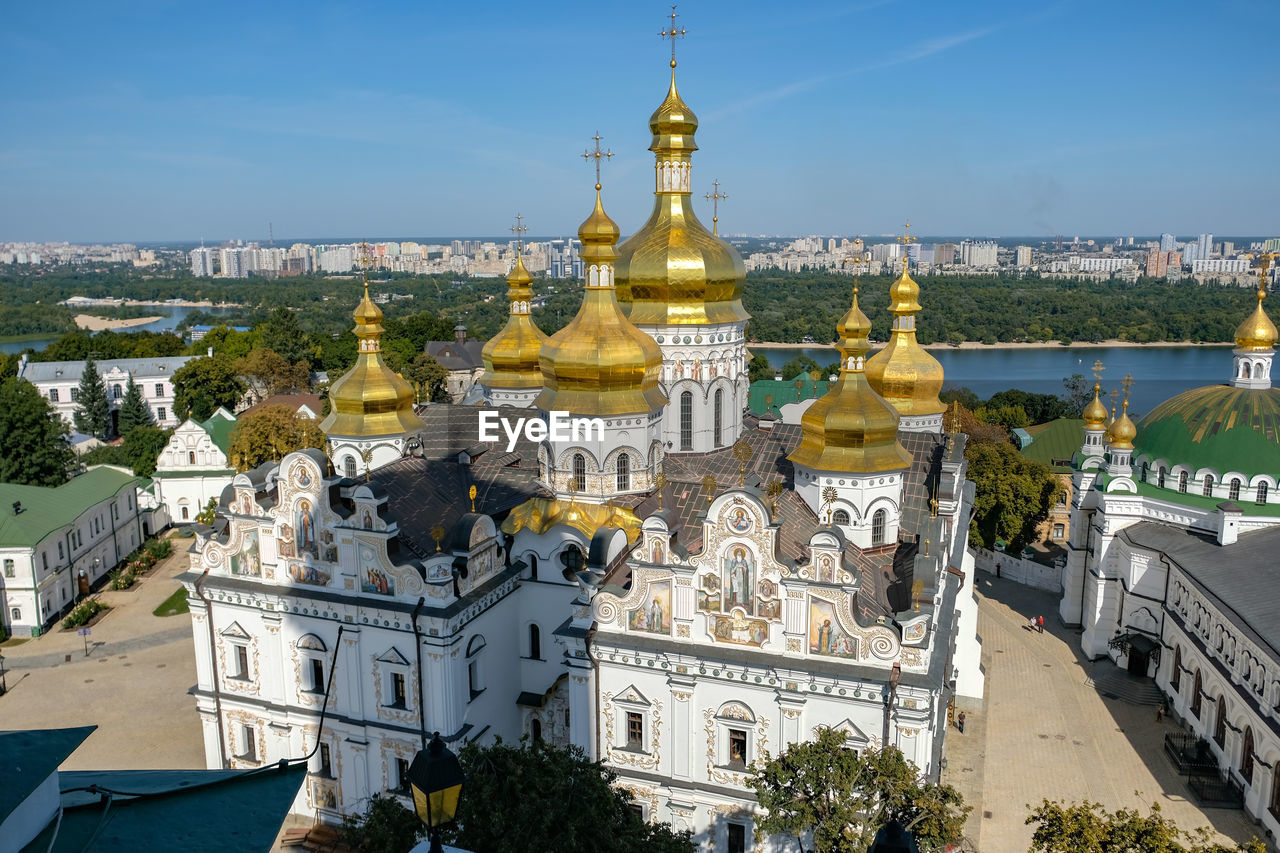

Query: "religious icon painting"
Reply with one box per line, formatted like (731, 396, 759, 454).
(627, 580, 671, 634)
(818, 555, 835, 583)
(697, 589, 721, 613)
(651, 538, 665, 564)
(722, 547, 755, 614)
(289, 561, 331, 587)
(297, 500, 317, 555)
(808, 598, 857, 658)
(727, 508, 752, 533)
(230, 530, 260, 577)
(359, 545, 395, 596)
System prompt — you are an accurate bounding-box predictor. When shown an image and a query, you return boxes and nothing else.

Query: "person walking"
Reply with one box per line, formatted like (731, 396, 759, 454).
(1037, 615, 1045, 634)
(957, 711, 966, 734)
(995, 562, 1002, 578)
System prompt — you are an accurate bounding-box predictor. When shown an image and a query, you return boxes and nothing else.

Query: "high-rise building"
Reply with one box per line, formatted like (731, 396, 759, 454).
(1263, 238, 1280, 253)
(1145, 249, 1167, 278)
(934, 243, 957, 265)
(1197, 233, 1214, 260)
(190, 247, 215, 277)
(960, 240, 997, 267)
(1220, 241, 1234, 256)
(1015, 246, 1033, 267)
(1160, 233, 1177, 252)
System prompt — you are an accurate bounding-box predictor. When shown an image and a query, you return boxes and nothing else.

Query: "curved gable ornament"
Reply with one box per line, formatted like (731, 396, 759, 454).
(807, 590, 900, 661)
(593, 568, 673, 636)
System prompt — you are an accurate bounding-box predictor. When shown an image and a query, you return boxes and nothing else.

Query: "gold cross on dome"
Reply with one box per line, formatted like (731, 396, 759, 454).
(581, 132, 613, 189)
(896, 221, 916, 248)
(357, 241, 374, 286)
(1120, 372, 1134, 403)
(1091, 359, 1106, 382)
(510, 213, 527, 251)
(705, 180, 727, 235)
(660, 5, 686, 67)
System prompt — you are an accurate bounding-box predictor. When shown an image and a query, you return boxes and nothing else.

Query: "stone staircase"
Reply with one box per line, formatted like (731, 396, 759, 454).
(1087, 669, 1165, 706)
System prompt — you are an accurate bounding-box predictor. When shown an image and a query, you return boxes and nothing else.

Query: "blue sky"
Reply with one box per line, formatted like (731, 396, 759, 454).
(1, 0, 1276, 243)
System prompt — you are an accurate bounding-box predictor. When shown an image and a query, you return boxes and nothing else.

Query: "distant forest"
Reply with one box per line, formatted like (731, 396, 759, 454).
(0, 265, 1264, 346)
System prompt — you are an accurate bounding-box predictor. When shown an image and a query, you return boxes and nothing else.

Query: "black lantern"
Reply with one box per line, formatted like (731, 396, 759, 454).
(868, 820, 920, 853)
(408, 732, 464, 853)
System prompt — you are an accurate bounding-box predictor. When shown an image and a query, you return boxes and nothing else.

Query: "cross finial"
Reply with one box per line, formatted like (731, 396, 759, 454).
(1091, 359, 1106, 382)
(896, 222, 916, 273)
(1120, 372, 1134, 404)
(842, 239, 868, 291)
(705, 180, 727, 236)
(581, 132, 613, 190)
(358, 241, 375, 288)
(660, 5, 686, 68)
(1258, 253, 1275, 300)
(510, 213, 528, 252)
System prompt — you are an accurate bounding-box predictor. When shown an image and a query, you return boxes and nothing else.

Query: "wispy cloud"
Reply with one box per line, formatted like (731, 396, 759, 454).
(706, 25, 996, 122)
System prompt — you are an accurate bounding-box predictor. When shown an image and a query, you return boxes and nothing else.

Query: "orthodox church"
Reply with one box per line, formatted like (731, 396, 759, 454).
(180, 45, 983, 850)
(1060, 261, 1280, 836)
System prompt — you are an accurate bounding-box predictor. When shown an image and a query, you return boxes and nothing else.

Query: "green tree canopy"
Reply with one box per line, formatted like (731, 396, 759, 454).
(403, 352, 451, 403)
(0, 377, 74, 486)
(72, 357, 112, 440)
(172, 356, 246, 422)
(781, 355, 821, 381)
(234, 347, 311, 399)
(82, 425, 171, 478)
(748, 352, 774, 382)
(1025, 799, 1266, 853)
(748, 728, 969, 853)
(442, 738, 693, 853)
(338, 793, 424, 853)
(117, 373, 154, 436)
(228, 405, 326, 471)
(965, 440, 1063, 551)
(259, 307, 312, 365)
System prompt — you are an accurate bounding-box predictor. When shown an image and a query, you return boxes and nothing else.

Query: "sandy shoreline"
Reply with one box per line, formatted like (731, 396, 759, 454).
(74, 313, 164, 331)
(750, 339, 1233, 351)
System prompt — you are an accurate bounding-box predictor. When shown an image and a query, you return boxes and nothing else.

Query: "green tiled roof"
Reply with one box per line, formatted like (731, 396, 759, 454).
(151, 469, 234, 478)
(1102, 477, 1280, 518)
(748, 379, 831, 415)
(0, 468, 140, 548)
(1020, 418, 1084, 473)
(200, 410, 237, 455)
(1135, 384, 1280, 477)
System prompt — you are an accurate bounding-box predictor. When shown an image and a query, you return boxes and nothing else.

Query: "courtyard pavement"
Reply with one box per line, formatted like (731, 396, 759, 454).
(0, 537, 205, 771)
(942, 575, 1264, 852)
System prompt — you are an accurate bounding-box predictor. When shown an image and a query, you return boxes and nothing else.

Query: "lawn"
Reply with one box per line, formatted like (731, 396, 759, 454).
(152, 586, 190, 617)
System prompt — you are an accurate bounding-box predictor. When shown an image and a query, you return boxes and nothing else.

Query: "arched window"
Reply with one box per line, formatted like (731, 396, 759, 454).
(560, 545, 585, 580)
(10, 607, 19, 622)
(188, 451, 196, 465)
(1213, 695, 1226, 746)
(1229, 478, 1242, 501)
(1170, 645, 1182, 691)
(1258, 482, 1270, 505)
(872, 509, 886, 547)
(572, 453, 586, 492)
(680, 392, 693, 451)
(616, 453, 630, 492)
(714, 389, 724, 448)
(180, 506, 189, 520)
(1242, 361, 1252, 379)
(529, 624, 541, 660)
(528, 554, 538, 581)
(531, 718, 542, 742)
(832, 509, 850, 525)
(1191, 670, 1203, 717)
(1202, 474, 1214, 497)
(1178, 471, 1188, 494)
(343, 456, 357, 479)
(1157, 467, 1166, 488)
(1141, 461, 1149, 482)
(1241, 726, 1255, 785)
(1272, 762, 1280, 818)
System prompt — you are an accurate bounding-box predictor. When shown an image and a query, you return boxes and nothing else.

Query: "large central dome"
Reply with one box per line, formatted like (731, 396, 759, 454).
(614, 69, 748, 326)
(1135, 384, 1280, 476)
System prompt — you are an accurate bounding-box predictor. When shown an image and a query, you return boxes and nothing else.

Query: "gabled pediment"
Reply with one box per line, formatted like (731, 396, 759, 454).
(613, 684, 651, 707)
(377, 647, 410, 666)
(220, 621, 250, 640)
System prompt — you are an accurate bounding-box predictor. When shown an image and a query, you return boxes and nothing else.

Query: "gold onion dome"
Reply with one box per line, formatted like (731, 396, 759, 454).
(1110, 400, 1138, 450)
(613, 64, 748, 326)
(481, 253, 549, 389)
(321, 285, 423, 437)
(865, 261, 946, 417)
(1083, 383, 1109, 429)
(1234, 286, 1277, 351)
(535, 187, 666, 416)
(1103, 405, 1117, 444)
(789, 286, 912, 473)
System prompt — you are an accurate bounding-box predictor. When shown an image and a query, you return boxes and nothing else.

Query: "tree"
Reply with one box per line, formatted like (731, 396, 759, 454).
(781, 355, 820, 381)
(117, 374, 154, 436)
(234, 347, 312, 400)
(0, 378, 74, 486)
(196, 497, 218, 525)
(965, 440, 1062, 552)
(403, 352, 450, 403)
(1061, 373, 1093, 416)
(338, 793, 424, 853)
(228, 405, 326, 471)
(259, 307, 312, 365)
(986, 389, 1068, 424)
(442, 738, 693, 853)
(749, 728, 969, 853)
(748, 352, 774, 382)
(172, 356, 246, 422)
(974, 403, 1030, 432)
(81, 425, 170, 478)
(73, 357, 112, 440)
(1025, 800, 1266, 853)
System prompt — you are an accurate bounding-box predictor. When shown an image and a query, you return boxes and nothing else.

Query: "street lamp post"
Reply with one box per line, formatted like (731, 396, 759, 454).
(0, 650, 7, 696)
(408, 732, 464, 853)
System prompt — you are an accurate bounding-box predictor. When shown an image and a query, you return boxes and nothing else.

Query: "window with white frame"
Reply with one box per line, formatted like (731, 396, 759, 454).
(612, 687, 652, 753)
(376, 647, 412, 710)
(394, 757, 410, 793)
(239, 724, 257, 761)
(49, 388, 59, 403)
(714, 702, 756, 770)
(155, 383, 164, 397)
(466, 635, 486, 700)
(223, 623, 253, 680)
(317, 742, 334, 778)
(297, 634, 327, 693)
(4, 559, 14, 578)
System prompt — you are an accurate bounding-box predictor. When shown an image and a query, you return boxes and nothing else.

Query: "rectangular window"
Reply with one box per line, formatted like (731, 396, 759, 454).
(309, 658, 325, 693)
(157, 407, 166, 422)
(235, 644, 249, 679)
(58, 542, 64, 559)
(626, 712, 644, 750)
(318, 743, 332, 778)
(728, 823, 746, 853)
(71, 388, 79, 402)
(394, 758, 410, 793)
(392, 672, 407, 707)
(728, 728, 748, 769)
(240, 725, 257, 761)
(49, 388, 59, 403)
(155, 383, 164, 397)
(5, 559, 14, 578)
(1052, 524, 1065, 540)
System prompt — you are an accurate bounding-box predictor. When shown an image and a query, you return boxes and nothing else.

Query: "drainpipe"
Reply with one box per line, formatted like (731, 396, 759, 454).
(194, 563, 228, 769)
(412, 597, 428, 749)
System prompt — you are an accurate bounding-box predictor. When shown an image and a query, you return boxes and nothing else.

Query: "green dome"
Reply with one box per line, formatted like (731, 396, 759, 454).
(1135, 384, 1280, 476)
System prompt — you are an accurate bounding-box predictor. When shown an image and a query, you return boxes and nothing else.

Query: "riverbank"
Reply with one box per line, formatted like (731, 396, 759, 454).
(750, 339, 1234, 351)
(74, 313, 165, 331)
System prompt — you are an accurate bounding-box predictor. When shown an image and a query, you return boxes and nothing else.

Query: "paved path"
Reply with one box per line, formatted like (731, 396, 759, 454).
(942, 575, 1262, 852)
(0, 539, 205, 771)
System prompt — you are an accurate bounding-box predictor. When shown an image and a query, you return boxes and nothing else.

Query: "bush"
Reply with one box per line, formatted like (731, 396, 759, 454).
(144, 537, 172, 560)
(63, 598, 105, 629)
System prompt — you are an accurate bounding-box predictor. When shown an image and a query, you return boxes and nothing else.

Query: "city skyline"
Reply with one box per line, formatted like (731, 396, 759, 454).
(2, 0, 1277, 243)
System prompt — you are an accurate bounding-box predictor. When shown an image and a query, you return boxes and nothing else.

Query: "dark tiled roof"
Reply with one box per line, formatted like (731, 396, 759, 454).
(425, 340, 486, 371)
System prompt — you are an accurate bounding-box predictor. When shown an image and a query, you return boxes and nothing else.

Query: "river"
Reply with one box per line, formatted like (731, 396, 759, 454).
(753, 344, 1236, 417)
(0, 304, 240, 355)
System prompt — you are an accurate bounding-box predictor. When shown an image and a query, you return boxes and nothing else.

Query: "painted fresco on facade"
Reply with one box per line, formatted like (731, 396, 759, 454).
(359, 544, 395, 595)
(696, 572, 721, 613)
(808, 598, 857, 657)
(722, 546, 754, 613)
(230, 529, 260, 576)
(711, 610, 770, 646)
(627, 580, 671, 634)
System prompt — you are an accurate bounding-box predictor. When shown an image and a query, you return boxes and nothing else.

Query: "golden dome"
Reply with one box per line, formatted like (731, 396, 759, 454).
(1103, 405, 1117, 444)
(501, 495, 641, 543)
(865, 264, 946, 418)
(1083, 383, 1109, 429)
(536, 189, 667, 417)
(1234, 286, 1277, 351)
(320, 285, 424, 438)
(789, 286, 912, 474)
(481, 254, 549, 390)
(1110, 399, 1138, 450)
(614, 68, 748, 327)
